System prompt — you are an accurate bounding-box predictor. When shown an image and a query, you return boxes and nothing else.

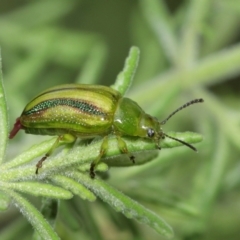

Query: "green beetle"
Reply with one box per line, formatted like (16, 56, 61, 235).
(9, 84, 203, 178)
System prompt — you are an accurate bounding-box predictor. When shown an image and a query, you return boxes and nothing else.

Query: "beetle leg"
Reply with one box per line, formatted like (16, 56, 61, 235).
(90, 136, 108, 179)
(36, 134, 76, 174)
(155, 140, 161, 150)
(116, 136, 135, 164)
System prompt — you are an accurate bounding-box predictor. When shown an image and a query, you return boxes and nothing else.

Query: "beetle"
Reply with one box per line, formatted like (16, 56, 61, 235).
(9, 84, 203, 178)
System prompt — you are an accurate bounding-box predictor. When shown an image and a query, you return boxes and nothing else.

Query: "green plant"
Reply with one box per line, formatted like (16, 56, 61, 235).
(1, 1, 240, 240)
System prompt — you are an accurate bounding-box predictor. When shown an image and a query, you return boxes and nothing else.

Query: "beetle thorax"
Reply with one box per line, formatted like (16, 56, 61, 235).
(113, 97, 161, 141)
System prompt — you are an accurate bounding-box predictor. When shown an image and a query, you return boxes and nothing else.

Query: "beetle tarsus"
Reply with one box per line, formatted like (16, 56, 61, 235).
(35, 155, 48, 174)
(90, 163, 96, 179)
(130, 155, 135, 164)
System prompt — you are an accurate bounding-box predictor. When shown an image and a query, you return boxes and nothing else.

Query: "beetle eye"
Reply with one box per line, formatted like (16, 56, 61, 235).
(147, 128, 155, 138)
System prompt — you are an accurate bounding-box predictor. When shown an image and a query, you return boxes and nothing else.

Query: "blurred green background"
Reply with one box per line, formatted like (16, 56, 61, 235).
(1, 0, 240, 239)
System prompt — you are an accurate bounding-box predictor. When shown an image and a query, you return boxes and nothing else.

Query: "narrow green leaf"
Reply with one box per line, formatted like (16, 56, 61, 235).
(140, 0, 178, 65)
(2, 182, 73, 199)
(0, 49, 8, 163)
(50, 175, 96, 201)
(2, 138, 56, 170)
(3, 0, 76, 26)
(0, 191, 10, 211)
(33, 198, 59, 240)
(179, 0, 209, 66)
(2, 189, 60, 240)
(71, 172, 174, 238)
(112, 46, 140, 95)
(76, 41, 107, 85)
(192, 125, 228, 210)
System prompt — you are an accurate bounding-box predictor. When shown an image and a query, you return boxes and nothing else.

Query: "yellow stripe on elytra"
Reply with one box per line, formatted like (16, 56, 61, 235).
(24, 84, 120, 114)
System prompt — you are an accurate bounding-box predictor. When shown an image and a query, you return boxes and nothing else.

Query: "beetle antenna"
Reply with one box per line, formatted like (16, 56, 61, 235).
(164, 133, 197, 152)
(160, 98, 204, 125)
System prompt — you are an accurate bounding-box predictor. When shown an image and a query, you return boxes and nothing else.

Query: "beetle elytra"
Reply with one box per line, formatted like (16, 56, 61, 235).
(9, 84, 203, 178)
